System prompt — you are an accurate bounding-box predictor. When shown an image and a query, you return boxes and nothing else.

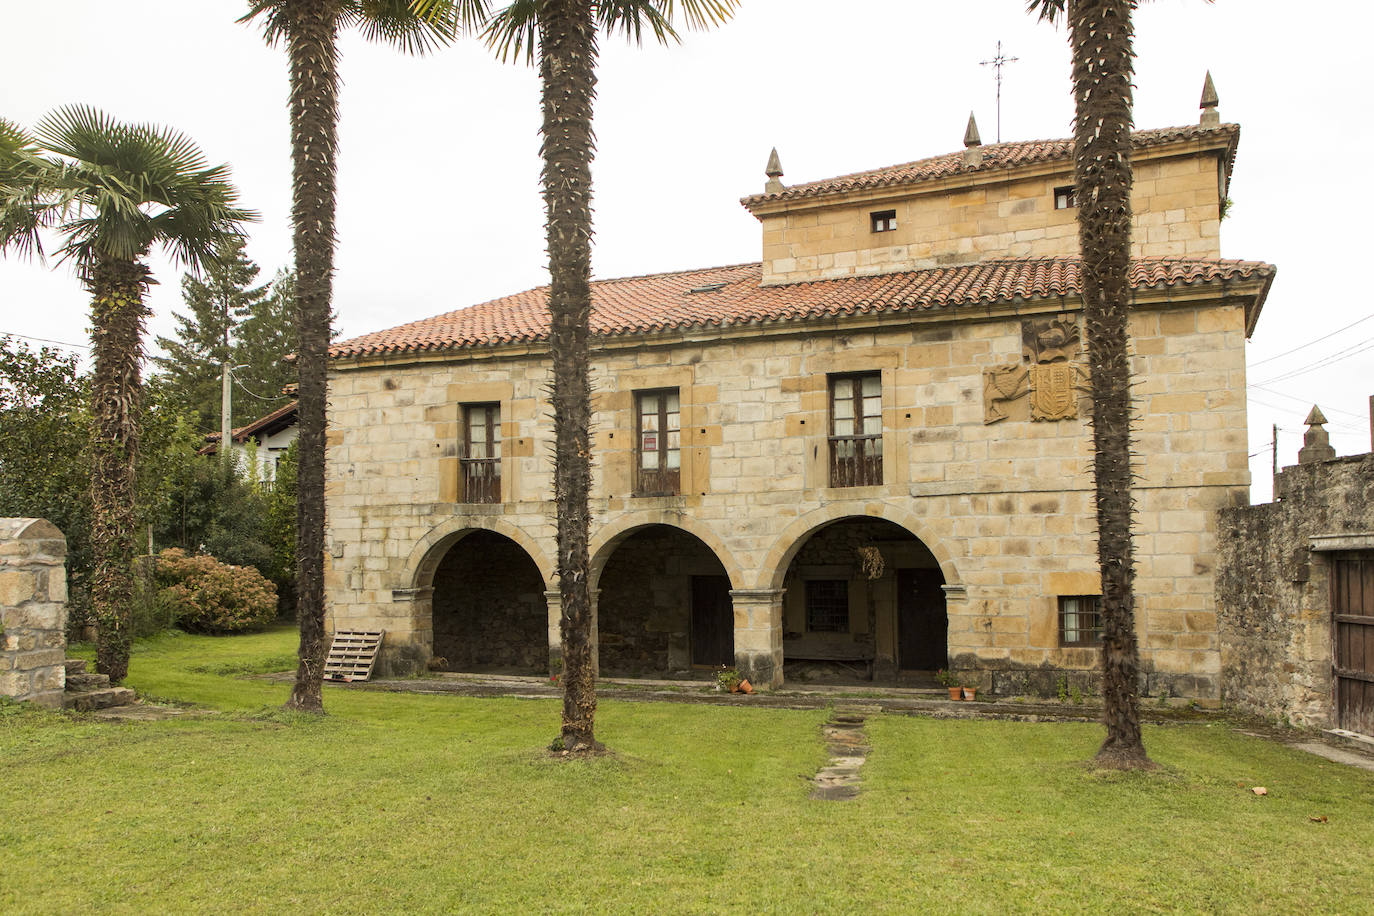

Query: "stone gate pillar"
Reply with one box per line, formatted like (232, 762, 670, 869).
(731, 588, 784, 689)
(0, 518, 68, 708)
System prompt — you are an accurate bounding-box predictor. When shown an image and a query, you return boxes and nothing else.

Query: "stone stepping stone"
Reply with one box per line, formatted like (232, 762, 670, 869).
(809, 705, 876, 801)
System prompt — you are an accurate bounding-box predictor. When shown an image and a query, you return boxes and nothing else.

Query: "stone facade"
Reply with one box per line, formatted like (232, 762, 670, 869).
(324, 115, 1268, 698)
(1217, 453, 1374, 727)
(0, 518, 68, 708)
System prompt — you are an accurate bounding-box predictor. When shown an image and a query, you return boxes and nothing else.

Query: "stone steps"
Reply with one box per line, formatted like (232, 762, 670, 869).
(62, 658, 138, 713)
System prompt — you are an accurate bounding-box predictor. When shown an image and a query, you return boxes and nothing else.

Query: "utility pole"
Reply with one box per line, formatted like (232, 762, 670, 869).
(221, 359, 233, 467)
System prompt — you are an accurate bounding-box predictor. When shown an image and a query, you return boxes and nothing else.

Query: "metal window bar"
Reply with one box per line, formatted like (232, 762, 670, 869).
(829, 434, 883, 487)
(806, 579, 850, 633)
(461, 403, 501, 504)
(1059, 596, 1102, 646)
(460, 456, 501, 503)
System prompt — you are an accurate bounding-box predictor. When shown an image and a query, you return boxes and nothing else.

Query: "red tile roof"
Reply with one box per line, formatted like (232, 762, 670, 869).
(741, 124, 1240, 208)
(330, 257, 1274, 361)
(199, 399, 299, 454)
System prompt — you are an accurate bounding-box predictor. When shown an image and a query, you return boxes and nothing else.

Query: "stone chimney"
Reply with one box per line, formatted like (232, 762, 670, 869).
(1199, 71, 1220, 128)
(764, 148, 785, 195)
(1297, 405, 1337, 464)
(963, 113, 983, 166)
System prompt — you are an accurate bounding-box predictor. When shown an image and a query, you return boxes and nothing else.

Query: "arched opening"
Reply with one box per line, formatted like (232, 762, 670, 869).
(430, 530, 547, 674)
(596, 524, 734, 678)
(780, 517, 945, 684)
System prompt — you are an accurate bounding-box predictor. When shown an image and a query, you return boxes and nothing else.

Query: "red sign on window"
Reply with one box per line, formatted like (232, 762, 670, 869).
(642, 433, 658, 451)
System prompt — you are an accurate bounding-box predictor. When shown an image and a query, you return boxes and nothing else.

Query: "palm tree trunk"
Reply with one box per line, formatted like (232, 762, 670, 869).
(1068, 0, 1151, 768)
(87, 253, 151, 684)
(284, 0, 341, 713)
(540, 0, 599, 751)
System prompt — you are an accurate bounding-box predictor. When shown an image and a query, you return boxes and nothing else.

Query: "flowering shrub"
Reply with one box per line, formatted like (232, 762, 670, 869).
(154, 548, 278, 635)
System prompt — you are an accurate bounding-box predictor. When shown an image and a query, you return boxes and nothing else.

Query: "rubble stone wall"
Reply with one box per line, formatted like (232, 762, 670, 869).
(1217, 454, 1374, 727)
(0, 518, 68, 709)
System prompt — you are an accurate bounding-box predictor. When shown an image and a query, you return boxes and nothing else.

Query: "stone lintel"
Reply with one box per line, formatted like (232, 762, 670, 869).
(1309, 533, 1374, 552)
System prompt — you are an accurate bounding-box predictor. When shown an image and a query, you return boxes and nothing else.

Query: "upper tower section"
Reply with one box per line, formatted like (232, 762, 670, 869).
(741, 78, 1239, 287)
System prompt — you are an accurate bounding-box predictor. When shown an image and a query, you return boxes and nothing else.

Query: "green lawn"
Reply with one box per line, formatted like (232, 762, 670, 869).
(3, 627, 1372, 914)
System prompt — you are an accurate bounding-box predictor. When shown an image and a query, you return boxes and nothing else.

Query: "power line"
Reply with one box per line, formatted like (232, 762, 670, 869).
(1250, 312, 1374, 367)
(1246, 383, 1372, 423)
(0, 331, 90, 351)
(1252, 335, 1374, 386)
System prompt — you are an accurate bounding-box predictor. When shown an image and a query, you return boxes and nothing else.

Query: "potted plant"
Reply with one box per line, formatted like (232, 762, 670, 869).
(715, 666, 741, 693)
(962, 683, 978, 701)
(936, 669, 962, 700)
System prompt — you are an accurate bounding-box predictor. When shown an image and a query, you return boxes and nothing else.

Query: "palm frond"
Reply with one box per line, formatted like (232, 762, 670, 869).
(1026, 0, 1065, 23)
(482, 0, 542, 63)
(240, 0, 291, 46)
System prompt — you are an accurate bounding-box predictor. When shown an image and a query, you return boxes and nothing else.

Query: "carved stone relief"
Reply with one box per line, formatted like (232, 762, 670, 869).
(982, 315, 1085, 424)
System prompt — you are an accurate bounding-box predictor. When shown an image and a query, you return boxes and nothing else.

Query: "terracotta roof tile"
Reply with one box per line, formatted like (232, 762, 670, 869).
(331, 257, 1274, 361)
(198, 399, 299, 454)
(741, 124, 1240, 208)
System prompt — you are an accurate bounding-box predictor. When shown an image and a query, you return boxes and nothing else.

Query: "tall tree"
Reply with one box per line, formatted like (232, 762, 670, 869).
(1028, 0, 1153, 768)
(0, 107, 253, 681)
(242, 0, 467, 712)
(152, 235, 273, 433)
(485, 0, 736, 752)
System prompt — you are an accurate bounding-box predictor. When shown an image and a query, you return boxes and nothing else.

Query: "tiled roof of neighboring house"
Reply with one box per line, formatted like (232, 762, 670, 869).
(198, 399, 299, 455)
(330, 257, 1275, 360)
(741, 124, 1241, 208)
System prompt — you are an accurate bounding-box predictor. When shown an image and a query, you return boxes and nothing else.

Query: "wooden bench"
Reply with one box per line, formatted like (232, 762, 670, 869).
(783, 637, 875, 678)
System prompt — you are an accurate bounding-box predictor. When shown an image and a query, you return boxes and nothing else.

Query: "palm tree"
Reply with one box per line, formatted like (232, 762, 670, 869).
(0, 107, 253, 682)
(1028, 0, 1153, 768)
(484, 0, 736, 752)
(241, 0, 471, 712)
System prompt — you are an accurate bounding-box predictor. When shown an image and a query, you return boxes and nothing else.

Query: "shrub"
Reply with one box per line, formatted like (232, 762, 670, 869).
(153, 548, 278, 635)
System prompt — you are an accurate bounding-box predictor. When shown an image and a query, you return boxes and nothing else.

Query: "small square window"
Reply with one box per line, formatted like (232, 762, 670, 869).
(870, 209, 897, 232)
(1054, 186, 1077, 210)
(805, 579, 850, 633)
(1058, 595, 1102, 647)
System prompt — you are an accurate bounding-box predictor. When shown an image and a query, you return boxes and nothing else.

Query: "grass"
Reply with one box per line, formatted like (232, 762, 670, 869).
(5, 627, 1374, 914)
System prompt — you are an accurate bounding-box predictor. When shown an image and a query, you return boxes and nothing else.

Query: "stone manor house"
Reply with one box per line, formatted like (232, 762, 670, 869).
(322, 88, 1275, 699)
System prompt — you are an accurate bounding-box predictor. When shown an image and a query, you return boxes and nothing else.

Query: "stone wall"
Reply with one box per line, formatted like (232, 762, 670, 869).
(1217, 453, 1374, 727)
(0, 518, 68, 708)
(431, 530, 546, 673)
(753, 143, 1226, 285)
(325, 292, 1250, 695)
(598, 526, 728, 676)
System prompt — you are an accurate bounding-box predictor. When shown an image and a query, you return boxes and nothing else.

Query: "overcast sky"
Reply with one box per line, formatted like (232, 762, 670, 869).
(2, 0, 1370, 503)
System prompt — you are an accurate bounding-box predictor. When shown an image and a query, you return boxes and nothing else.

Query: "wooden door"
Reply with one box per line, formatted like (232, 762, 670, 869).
(1333, 551, 1374, 735)
(691, 575, 733, 667)
(897, 568, 947, 671)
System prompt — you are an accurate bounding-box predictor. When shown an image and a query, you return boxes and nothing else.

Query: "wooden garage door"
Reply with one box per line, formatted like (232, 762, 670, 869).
(1332, 551, 1374, 736)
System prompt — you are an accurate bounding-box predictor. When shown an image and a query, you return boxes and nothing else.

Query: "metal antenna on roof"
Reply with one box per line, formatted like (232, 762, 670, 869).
(979, 40, 1018, 142)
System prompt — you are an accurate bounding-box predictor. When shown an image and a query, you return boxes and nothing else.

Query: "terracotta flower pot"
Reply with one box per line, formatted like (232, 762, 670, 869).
(738, 679, 754, 694)
(948, 686, 963, 700)
(962, 686, 977, 701)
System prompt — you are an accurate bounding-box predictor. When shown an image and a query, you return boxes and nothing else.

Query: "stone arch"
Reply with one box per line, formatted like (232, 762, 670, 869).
(406, 515, 554, 593)
(758, 502, 961, 592)
(588, 510, 743, 592)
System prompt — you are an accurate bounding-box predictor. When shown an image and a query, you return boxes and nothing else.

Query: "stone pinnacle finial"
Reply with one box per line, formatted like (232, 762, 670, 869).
(963, 113, 983, 166)
(764, 147, 785, 194)
(1199, 71, 1220, 127)
(1298, 404, 1337, 464)
(964, 112, 982, 148)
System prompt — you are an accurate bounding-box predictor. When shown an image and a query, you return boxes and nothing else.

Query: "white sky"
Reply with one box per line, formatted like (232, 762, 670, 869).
(2, 0, 1371, 503)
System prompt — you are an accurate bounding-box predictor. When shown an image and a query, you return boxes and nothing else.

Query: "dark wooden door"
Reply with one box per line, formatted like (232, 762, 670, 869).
(691, 575, 733, 667)
(897, 568, 947, 671)
(1333, 551, 1374, 736)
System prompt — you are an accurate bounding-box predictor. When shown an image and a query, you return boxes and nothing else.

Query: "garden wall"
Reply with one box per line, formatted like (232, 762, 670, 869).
(0, 518, 68, 708)
(1216, 453, 1374, 727)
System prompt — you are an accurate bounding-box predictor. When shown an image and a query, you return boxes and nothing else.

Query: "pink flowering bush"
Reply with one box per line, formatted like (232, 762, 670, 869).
(154, 548, 278, 634)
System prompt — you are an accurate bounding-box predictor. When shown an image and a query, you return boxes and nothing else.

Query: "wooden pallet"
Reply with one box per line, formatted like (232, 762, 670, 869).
(323, 629, 385, 682)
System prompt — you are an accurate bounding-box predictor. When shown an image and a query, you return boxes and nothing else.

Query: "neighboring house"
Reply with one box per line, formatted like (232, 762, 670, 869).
(324, 85, 1275, 699)
(200, 396, 299, 486)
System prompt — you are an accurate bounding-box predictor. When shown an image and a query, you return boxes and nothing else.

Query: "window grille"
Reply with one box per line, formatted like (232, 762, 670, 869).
(806, 579, 850, 633)
(1059, 595, 1102, 646)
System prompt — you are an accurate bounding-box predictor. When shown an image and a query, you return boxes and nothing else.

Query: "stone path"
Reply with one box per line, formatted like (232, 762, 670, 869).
(810, 704, 879, 801)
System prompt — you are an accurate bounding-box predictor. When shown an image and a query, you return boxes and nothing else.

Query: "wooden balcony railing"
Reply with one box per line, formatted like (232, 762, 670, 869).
(461, 457, 501, 504)
(829, 435, 882, 488)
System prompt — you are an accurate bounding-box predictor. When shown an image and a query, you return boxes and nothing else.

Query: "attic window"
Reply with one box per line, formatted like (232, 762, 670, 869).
(1054, 186, 1077, 210)
(688, 282, 727, 294)
(870, 209, 897, 232)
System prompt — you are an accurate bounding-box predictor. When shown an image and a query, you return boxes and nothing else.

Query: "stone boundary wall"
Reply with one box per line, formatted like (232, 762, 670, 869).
(0, 518, 68, 708)
(1216, 454, 1374, 727)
